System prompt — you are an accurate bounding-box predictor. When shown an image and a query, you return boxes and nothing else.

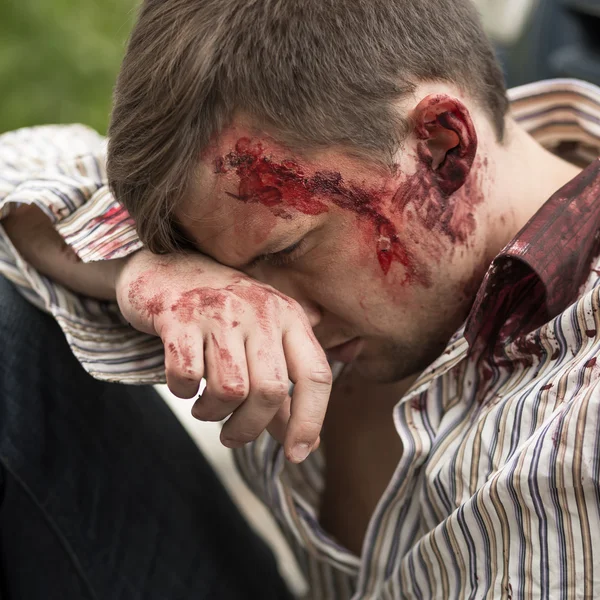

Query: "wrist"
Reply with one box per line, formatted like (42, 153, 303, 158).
(98, 255, 132, 302)
(114, 249, 165, 336)
(112, 252, 136, 297)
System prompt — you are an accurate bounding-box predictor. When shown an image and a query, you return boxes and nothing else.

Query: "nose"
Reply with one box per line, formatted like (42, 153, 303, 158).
(278, 282, 323, 328)
(296, 296, 322, 329)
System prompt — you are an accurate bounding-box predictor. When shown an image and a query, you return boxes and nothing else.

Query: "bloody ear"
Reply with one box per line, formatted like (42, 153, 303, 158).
(413, 95, 478, 196)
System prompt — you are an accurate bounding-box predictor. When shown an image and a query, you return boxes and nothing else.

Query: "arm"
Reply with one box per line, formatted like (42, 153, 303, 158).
(0, 125, 331, 460)
(1, 204, 127, 301)
(0, 125, 156, 384)
(1, 202, 331, 462)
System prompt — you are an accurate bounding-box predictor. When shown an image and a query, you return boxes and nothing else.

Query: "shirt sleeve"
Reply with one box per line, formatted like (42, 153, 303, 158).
(0, 124, 165, 384)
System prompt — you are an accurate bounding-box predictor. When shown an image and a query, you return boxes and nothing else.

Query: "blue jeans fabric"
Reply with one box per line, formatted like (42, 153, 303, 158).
(0, 276, 292, 600)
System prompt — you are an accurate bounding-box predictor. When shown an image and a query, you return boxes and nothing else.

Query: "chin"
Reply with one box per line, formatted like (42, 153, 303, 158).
(352, 352, 415, 383)
(352, 337, 445, 383)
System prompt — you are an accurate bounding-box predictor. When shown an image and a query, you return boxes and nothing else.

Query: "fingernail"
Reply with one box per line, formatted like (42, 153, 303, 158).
(291, 443, 311, 463)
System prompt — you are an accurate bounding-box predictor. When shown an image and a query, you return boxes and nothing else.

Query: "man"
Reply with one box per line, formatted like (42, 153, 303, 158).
(1, 0, 599, 598)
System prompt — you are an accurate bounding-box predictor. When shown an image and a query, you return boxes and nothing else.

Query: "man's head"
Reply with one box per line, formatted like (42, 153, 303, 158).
(108, 0, 510, 381)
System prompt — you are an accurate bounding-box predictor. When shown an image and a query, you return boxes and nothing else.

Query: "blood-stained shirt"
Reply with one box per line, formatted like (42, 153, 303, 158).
(2, 79, 600, 599)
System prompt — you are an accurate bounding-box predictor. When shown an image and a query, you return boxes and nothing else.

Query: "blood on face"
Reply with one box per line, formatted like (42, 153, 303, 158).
(214, 134, 483, 286)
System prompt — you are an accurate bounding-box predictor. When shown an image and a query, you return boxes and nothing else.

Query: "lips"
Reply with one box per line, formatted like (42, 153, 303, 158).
(325, 337, 364, 364)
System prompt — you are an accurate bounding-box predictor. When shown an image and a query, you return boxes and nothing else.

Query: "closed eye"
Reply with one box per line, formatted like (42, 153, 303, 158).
(252, 239, 306, 268)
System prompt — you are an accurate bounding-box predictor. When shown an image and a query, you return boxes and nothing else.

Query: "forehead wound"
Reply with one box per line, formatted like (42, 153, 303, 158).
(213, 136, 431, 284)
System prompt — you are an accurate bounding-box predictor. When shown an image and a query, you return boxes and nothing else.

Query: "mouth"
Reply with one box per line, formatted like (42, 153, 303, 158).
(325, 337, 364, 364)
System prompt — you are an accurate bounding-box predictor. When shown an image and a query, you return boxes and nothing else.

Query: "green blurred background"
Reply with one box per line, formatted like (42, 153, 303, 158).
(0, 0, 138, 135)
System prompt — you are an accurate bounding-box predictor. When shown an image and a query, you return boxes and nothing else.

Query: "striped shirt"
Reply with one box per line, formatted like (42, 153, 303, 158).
(1, 79, 600, 598)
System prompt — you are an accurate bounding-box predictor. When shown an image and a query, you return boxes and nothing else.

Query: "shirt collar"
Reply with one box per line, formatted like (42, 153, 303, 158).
(465, 158, 600, 347)
(464, 78, 600, 347)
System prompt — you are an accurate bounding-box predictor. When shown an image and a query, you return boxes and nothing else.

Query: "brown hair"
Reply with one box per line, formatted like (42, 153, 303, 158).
(107, 0, 509, 254)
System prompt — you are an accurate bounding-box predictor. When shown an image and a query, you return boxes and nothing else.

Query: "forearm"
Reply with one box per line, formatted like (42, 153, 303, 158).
(1, 204, 130, 301)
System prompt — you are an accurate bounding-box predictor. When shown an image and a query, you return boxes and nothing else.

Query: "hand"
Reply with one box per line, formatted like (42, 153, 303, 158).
(116, 249, 332, 462)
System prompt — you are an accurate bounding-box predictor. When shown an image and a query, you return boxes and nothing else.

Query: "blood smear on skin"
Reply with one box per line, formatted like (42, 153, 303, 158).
(170, 288, 227, 324)
(216, 138, 429, 285)
(216, 134, 483, 286)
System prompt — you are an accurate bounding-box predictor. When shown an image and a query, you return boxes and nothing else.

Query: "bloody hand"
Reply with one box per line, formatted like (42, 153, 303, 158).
(116, 249, 332, 463)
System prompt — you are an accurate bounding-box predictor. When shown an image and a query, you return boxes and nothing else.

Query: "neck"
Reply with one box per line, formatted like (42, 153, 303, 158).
(484, 119, 582, 254)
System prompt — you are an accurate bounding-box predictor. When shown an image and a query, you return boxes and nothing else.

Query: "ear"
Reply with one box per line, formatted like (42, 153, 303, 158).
(412, 94, 478, 196)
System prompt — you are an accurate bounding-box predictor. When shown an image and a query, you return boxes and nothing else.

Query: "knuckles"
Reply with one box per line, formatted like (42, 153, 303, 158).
(282, 296, 305, 316)
(165, 365, 203, 385)
(309, 363, 333, 387)
(211, 382, 249, 402)
(254, 380, 290, 407)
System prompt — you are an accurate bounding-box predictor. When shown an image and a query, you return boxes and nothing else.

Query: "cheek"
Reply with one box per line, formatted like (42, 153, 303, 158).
(342, 207, 432, 293)
(327, 214, 444, 327)
(321, 223, 403, 319)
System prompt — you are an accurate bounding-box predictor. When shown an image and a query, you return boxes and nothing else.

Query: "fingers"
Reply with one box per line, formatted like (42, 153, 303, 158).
(282, 321, 332, 463)
(265, 401, 321, 451)
(162, 283, 331, 464)
(164, 331, 205, 399)
(266, 397, 292, 445)
(191, 332, 249, 422)
(221, 338, 290, 447)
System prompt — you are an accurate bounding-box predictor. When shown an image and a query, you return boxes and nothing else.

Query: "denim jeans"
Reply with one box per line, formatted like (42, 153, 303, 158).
(0, 276, 292, 600)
